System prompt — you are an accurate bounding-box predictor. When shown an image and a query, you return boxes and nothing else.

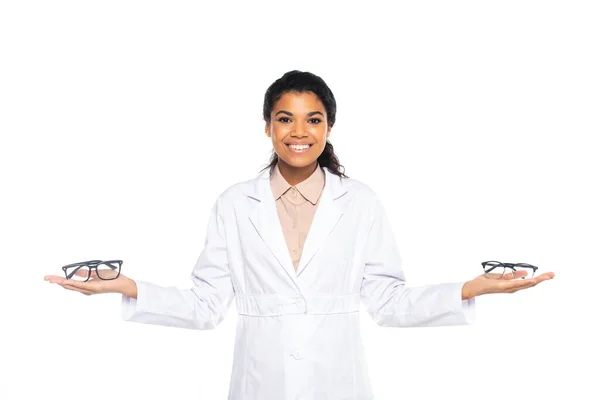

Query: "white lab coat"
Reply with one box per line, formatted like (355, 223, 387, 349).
(122, 166, 476, 400)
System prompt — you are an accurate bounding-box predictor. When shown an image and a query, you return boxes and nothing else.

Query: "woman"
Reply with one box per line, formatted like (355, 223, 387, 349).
(44, 70, 555, 399)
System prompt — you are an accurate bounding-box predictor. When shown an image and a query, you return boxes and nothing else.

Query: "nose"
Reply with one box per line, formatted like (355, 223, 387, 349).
(291, 123, 308, 137)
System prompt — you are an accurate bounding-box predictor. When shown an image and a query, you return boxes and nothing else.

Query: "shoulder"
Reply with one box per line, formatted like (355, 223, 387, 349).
(339, 176, 388, 224)
(214, 176, 256, 205)
(211, 170, 270, 207)
(340, 175, 378, 198)
(336, 174, 382, 211)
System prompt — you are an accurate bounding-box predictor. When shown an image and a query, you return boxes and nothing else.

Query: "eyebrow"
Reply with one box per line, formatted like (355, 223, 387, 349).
(274, 110, 325, 117)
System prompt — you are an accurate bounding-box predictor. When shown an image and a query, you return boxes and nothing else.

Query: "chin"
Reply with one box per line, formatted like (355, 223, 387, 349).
(278, 155, 318, 169)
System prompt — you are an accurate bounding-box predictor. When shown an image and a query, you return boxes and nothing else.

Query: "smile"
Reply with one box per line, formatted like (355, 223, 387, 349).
(286, 144, 313, 153)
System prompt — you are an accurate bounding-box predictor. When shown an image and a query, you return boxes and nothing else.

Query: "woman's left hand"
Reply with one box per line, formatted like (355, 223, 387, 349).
(462, 269, 555, 300)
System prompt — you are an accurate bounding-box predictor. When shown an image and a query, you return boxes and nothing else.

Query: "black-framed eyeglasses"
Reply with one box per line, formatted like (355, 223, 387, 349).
(481, 260, 538, 280)
(62, 259, 122, 282)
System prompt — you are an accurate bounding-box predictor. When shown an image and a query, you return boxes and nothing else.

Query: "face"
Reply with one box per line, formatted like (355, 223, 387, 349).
(265, 91, 331, 170)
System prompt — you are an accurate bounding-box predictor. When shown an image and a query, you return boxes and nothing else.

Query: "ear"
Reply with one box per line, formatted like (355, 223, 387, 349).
(265, 122, 270, 138)
(326, 124, 332, 139)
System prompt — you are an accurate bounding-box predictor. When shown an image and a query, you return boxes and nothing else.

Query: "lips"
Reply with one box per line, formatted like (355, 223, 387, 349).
(286, 143, 313, 153)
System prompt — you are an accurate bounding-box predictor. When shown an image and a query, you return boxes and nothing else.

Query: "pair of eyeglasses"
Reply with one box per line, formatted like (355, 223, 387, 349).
(481, 261, 538, 280)
(62, 259, 122, 282)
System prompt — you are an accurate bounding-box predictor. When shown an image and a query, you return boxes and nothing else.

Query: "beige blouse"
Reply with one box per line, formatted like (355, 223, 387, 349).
(270, 162, 325, 272)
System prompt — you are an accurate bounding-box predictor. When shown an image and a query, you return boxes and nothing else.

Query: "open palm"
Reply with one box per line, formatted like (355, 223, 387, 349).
(464, 269, 555, 298)
(44, 269, 129, 296)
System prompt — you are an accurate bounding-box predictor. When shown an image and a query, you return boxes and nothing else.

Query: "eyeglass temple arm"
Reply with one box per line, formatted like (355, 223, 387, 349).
(65, 265, 85, 279)
(504, 264, 538, 270)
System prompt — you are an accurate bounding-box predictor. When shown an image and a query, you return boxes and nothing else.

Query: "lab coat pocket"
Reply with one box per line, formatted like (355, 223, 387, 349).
(295, 313, 361, 399)
(241, 315, 286, 398)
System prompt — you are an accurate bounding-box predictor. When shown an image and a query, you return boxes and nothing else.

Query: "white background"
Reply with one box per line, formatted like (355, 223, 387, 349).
(1, 1, 598, 399)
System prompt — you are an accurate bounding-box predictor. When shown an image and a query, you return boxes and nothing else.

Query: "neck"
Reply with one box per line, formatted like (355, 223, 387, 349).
(277, 160, 318, 186)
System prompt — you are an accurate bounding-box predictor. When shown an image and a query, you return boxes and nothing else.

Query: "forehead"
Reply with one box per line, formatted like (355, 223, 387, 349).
(272, 91, 325, 113)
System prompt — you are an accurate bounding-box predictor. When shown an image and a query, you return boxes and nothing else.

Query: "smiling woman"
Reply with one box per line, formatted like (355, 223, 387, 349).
(44, 69, 554, 400)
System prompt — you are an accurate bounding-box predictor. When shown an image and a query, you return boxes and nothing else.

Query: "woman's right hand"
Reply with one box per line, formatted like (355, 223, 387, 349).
(44, 269, 138, 298)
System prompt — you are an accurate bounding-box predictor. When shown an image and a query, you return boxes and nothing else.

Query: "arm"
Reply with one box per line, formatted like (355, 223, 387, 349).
(121, 195, 235, 330)
(360, 195, 475, 327)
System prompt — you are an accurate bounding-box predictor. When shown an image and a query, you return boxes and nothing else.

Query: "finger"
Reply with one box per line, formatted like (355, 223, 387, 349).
(59, 279, 98, 294)
(500, 270, 529, 280)
(45, 274, 91, 284)
(59, 283, 94, 296)
(513, 273, 554, 287)
(60, 282, 94, 295)
(507, 272, 556, 293)
(516, 272, 554, 287)
(74, 269, 90, 278)
(95, 268, 119, 280)
(536, 272, 555, 280)
(496, 278, 538, 292)
(45, 275, 69, 284)
(495, 271, 555, 293)
(88, 269, 118, 280)
(484, 272, 506, 279)
(506, 281, 537, 293)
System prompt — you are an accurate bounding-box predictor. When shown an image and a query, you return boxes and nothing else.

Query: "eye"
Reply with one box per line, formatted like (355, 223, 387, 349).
(309, 118, 322, 124)
(277, 117, 291, 123)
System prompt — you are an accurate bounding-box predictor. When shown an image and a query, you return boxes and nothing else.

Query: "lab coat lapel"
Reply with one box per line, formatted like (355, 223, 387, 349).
(296, 168, 345, 277)
(247, 166, 348, 283)
(248, 167, 298, 284)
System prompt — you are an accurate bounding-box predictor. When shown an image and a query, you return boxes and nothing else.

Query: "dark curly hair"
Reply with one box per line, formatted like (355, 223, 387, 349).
(260, 70, 348, 179)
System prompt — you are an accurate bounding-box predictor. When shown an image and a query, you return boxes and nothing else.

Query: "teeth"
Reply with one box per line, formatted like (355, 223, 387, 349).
(289, 144, 310, 150)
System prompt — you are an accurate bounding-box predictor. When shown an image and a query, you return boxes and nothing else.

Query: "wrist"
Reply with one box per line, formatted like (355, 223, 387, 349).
(119, 276, 138, 299)
(461, 280, 476, 300)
